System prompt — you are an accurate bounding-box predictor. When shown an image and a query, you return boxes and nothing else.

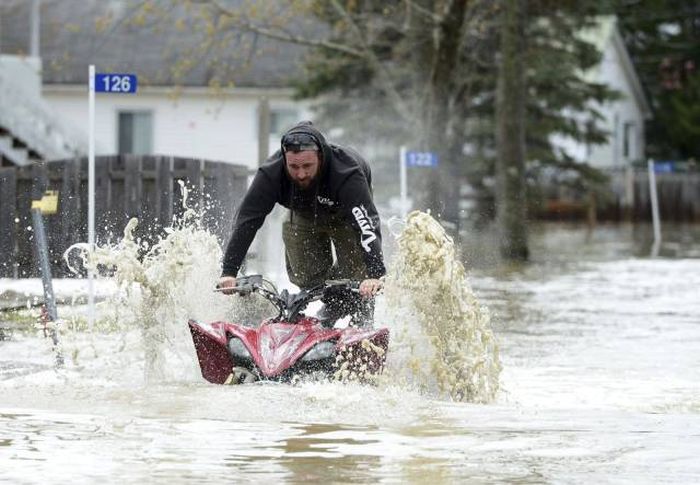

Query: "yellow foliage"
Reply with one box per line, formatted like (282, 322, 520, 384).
(132, 12, 146, 27)
(95, 15, 112, 34)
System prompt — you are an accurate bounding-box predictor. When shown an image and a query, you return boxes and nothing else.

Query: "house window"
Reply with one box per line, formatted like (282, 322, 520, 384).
(623, 121, 634, 160)
(269, 109, 299, 137)
(118, 111, 153, 154)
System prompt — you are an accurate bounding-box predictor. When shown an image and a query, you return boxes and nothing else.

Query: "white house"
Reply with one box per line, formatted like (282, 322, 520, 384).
(553, 16, 652, 170)
(3, 5, 654, 220)
(3, 5, 651, 173)
(0, 0, 312, 171)
(42, 83, 311, 168)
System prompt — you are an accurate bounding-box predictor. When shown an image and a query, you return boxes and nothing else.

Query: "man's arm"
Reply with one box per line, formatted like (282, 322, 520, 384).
(337, 171, 386, 280)
(221, 169, 277, 277)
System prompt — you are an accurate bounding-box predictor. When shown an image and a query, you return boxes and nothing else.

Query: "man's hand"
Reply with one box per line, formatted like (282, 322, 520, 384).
(359, 278, 383, 298)
(217, 276, 237, 295)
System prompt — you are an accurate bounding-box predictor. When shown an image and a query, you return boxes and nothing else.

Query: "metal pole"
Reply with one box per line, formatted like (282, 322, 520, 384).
(88, 65, 96, 327)
(31, 208, 63, 367)
(257, 97, 270, 166)
(256, 97, 271, 275)
(648, 159, 661, 257)
(30, 0, 41, 58)
(400, 145, 407, 218)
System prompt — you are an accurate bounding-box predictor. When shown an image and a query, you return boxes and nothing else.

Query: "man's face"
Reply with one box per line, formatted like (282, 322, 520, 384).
(285, 150, 320, 189)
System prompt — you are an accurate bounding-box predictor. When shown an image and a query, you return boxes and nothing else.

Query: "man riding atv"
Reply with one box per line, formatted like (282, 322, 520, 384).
(218, 121, 385, 326)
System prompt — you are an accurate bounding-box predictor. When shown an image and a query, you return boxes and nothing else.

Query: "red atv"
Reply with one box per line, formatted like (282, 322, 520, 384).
(188, 275, 389, 385)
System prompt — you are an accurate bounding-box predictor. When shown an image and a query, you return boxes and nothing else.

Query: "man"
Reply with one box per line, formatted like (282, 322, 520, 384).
(218, 121, 385, 326)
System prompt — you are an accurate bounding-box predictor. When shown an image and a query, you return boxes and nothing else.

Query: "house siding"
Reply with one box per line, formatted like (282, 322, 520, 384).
(551, 19, 650, 171)
(588, 34, 646, 169)
(42, 87, 310, 169)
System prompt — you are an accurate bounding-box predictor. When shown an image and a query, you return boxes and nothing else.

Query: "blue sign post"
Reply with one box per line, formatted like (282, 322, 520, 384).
(95, 73, 138, 94)
(653, 161, 675, 173)
(87, 67, 139, 328)
(399, 148, 439, 217)
(405, 151, 439, 168)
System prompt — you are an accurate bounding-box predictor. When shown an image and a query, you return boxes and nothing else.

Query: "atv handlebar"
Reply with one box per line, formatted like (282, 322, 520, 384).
(217, 275, 362, 322)
(322, 279, 361, 292)
(214, 274, 264, 295)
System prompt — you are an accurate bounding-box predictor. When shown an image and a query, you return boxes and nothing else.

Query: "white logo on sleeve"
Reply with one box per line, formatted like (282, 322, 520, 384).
(352, 205, 377, 252)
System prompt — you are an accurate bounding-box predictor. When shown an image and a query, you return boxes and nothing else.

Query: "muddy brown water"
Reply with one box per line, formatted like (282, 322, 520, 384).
(1, 223, 698, 483)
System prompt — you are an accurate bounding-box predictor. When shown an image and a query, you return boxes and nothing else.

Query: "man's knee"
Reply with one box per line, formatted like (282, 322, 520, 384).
(331, 228, 368, 281)
(283, 218, 333, 288)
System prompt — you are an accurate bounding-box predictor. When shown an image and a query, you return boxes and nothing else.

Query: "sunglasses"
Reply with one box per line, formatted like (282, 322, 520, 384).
(282, 133, 320, 153)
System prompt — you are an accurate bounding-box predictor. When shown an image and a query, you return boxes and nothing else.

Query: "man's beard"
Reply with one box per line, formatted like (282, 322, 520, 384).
(292, 175, 319, 191)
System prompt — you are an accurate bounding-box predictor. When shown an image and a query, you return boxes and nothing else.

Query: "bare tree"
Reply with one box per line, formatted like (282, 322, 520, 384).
(148, 0, 497, 234)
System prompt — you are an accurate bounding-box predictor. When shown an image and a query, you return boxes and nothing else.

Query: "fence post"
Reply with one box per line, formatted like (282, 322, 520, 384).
(124, 154, 143, 220)
(95, 155, 111, 243)
(186, 158, 204, 210)
(157, 156, 173, 226)
(0, 168, 17, 278)
(648, 159, 661, 256)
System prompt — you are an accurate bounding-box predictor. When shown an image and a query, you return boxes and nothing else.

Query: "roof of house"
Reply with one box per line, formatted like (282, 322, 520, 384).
(0, 0, 311, 88)
(1, 3, 653, 122)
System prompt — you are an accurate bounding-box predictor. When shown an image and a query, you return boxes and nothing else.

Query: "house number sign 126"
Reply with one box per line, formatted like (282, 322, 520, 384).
(95, 74, 138, 94)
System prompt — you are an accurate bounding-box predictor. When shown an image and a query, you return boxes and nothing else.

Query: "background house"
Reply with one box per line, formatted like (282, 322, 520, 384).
(43, 83, 310, 166)
(1, 4, 658, 226)
(2, 4, 651, 173)
(552, 16, 652, 170)
(0, 54, 86, 166)
(0, 0, 312, 171)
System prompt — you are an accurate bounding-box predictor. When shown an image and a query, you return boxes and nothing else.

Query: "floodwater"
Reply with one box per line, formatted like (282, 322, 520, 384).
(1, 222, 699, 484)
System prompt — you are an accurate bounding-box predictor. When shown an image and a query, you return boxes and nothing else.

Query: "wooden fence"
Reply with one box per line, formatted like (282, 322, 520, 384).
(602, 170, 700, 222)
(535, 169, 700, 222)
(0, 155, 249, 278)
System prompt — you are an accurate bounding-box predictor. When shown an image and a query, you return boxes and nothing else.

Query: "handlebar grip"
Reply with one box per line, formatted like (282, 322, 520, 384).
(325, 279, 360, 289)
(325, 279, 351, 285)
(214, 285, 253, 295)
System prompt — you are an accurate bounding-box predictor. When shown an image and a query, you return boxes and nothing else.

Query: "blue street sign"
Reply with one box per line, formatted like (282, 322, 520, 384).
(95, 73, 138, 93)
(653, 161, 675, 173)
(405, 151, 439, 168)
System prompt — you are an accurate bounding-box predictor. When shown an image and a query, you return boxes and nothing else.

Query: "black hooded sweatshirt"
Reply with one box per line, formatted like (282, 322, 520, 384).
(221, 122, 386, 279)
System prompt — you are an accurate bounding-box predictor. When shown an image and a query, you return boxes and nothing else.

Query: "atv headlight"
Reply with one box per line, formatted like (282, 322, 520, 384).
(227, 337, 252, 360)
(301, 341, 336, 362)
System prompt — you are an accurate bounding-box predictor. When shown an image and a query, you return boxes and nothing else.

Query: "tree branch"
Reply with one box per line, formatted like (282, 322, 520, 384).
(328, 0, 414, 124)
(201, 0, 364, 57)
(403, 0, 443, 23)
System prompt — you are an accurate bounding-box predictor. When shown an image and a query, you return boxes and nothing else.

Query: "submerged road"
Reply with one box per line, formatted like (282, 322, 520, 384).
(1, 224, 699, 483)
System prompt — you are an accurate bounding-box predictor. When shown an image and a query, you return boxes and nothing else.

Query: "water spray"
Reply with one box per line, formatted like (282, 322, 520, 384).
(382, 211, 501, 403)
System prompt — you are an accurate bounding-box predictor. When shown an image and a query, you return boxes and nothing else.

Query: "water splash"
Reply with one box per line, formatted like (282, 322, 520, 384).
(64, 182, 237, 382)
(380, 211, 501, 403)
(63, 192, 499, 400)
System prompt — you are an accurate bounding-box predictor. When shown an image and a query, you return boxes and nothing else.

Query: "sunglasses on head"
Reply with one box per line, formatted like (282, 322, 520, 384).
(282, 132, 319, 153)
